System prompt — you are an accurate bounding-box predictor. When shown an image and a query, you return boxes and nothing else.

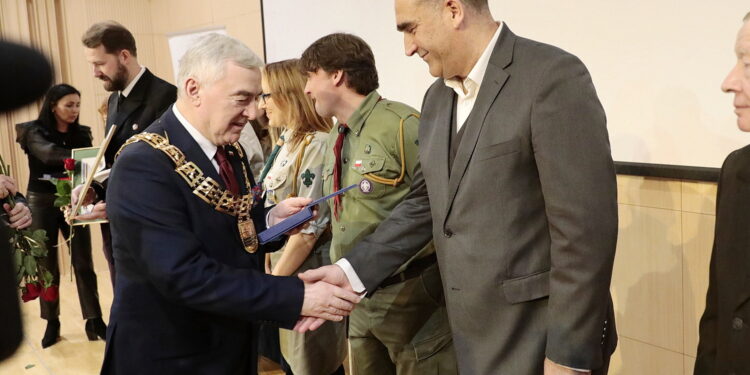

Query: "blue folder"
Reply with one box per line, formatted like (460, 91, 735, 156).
(258, 184, 357, 244)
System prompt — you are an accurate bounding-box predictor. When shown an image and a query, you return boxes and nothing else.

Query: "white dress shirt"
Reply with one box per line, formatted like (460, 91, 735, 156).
(120, 66, 146, 100)
(443, 22, 503, 131)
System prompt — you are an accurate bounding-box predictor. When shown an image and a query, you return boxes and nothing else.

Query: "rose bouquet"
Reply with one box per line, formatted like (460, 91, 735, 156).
(0, 155, 57, 303)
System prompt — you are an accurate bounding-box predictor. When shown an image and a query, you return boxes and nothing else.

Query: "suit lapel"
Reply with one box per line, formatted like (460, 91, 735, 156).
(108, 70, 155, 137)
(430, 85, 455, 192)
(445, 27, 515, 215)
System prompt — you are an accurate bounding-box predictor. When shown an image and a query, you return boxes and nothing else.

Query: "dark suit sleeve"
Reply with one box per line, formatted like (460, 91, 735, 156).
(344, 164, 433, 294)
(530, 53, 618, 369)
(694, 157, 728, 373)
(108, 144, 304, 325)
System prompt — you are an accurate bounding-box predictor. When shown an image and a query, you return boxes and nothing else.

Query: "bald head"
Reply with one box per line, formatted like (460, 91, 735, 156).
(419, 0, 489, 12)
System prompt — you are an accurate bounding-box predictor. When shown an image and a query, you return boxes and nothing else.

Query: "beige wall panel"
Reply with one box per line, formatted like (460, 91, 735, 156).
(681, 181, 717, 216)
(60, 0, 102, 143)
(211, 0, 261, 22)
(150, 33, 175, 86)
(617, 175, 681, 211)
(223, 11, 265, 60)
(613, 204, 683, 352)
(682, 212, 714, 357)
(684, 355, 696, 375)
(609, 337, 684, 375)
(132, 32, 157, 71)
(83, 0, 153, 34)
(150, 0, 213, 34)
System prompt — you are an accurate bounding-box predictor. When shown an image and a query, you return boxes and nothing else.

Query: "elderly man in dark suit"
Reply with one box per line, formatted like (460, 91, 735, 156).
(695, 11, 750, 375)
(77, 20, 177, 286)
(300, 1, 619, 374)
(101, 33, 360, 374)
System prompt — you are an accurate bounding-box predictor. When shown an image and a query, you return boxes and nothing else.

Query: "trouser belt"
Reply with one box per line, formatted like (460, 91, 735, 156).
(379, 253, 437, 289)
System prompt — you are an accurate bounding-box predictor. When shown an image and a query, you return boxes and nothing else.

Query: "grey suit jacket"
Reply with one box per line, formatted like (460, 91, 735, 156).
(346, 25, 618, 374)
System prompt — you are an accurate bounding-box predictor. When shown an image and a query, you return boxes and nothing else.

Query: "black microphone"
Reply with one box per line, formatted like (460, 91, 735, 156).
(0, 40, 53, 112)
(0, 40, 51, 363)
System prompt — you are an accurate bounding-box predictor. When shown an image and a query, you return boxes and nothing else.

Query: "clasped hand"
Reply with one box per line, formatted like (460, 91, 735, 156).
(295, 265, 359, 332)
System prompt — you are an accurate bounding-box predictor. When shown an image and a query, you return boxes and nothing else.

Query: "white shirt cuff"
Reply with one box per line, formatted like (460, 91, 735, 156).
(334, 259, 366, 294)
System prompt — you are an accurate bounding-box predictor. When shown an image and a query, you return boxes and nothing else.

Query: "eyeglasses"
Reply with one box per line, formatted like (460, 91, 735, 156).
(258, 92, 272, 104)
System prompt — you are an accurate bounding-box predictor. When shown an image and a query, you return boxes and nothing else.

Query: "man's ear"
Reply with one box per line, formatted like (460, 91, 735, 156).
(183, 77, 201, 105)
(117, 49, 132, 65)
(332, 69, 346, 87)
(444, 0, 465, 29)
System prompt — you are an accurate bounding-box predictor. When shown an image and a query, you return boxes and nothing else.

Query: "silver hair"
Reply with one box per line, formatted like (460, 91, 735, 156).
(177, 33, 264, 96)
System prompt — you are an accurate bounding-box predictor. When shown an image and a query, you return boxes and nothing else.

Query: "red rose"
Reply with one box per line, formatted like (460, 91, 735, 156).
(63, 158, 75, 171)
(26, 282, 41, 298)
(21, 282, 41, 302)
(41, 285, 59, 302)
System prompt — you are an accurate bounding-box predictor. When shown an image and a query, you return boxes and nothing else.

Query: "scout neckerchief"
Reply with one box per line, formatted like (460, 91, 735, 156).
(332, 123, 349, 220)
(252, 135, 285, 202)
(118, 132, 259, 253)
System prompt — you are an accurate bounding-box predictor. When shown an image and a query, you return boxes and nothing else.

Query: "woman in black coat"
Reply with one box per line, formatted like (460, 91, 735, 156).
(16, 84, 106, 348)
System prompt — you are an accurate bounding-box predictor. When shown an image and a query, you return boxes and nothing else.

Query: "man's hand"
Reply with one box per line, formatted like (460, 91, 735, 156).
(4, 202, 31, 229)
(298, 264, 353, 291)
(0, 175, 18, 199)
(299, 280, 361, 330)
(544, 358, 590, 375)
(268, 197, 318, 236)
(71, 184, 96, 207)
(74, 201, 107, 221)
(294, 265, 359, 333)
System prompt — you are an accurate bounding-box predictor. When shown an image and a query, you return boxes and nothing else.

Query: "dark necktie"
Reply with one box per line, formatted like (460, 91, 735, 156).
(214, 147, 240, 195)
(117, 93, 125, 110)
(332, 124, 349, 220)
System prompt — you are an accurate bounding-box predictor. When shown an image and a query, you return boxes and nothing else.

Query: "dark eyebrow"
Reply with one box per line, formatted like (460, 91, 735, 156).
(397, 21, 414, 32)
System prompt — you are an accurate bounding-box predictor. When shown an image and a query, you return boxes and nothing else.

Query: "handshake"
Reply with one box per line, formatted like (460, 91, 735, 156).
(267, 197, 361, 333)
(296, 265, 359, 333)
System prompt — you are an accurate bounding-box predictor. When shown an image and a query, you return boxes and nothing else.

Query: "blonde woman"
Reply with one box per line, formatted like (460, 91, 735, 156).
(258, 59, 346, 375)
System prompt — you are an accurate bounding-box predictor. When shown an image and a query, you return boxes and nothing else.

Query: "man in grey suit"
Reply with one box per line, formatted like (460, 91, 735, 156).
(300, 0, 618, 374)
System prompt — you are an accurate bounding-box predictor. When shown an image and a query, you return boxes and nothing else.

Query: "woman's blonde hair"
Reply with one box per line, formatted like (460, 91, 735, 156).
(262, 59, 332, 150)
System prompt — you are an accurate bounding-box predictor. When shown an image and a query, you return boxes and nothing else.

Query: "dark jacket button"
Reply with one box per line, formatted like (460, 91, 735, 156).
(443, 228, 453, 238)
(732, 317, 744, 330)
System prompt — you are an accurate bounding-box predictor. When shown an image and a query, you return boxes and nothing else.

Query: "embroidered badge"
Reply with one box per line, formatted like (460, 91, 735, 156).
(359, 178, 373, 194)
(354, 160, 363, 168)
(301, 169, 315, 187)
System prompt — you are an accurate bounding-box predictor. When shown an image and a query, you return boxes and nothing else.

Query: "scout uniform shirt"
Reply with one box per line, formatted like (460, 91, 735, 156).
(263, 128, 329, 239)
(322, 91, 434, 274)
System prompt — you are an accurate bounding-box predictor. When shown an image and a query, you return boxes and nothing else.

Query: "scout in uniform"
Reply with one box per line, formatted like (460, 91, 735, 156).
(258, 59, 346, 375)
(301, 33, 458, 375)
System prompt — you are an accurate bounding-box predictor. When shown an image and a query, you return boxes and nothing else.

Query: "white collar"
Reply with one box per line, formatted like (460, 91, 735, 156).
(121, 66, 146, 98)
(444, 22, 503, 95)
(172, 104, 218, 162)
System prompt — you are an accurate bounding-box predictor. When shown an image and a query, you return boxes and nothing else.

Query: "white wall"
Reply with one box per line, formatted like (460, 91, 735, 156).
(263, 0, 750, 168)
